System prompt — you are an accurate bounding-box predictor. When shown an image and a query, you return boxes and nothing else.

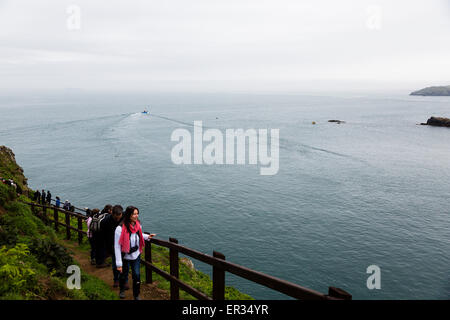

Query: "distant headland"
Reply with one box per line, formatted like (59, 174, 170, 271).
(410, 86, 450, 96)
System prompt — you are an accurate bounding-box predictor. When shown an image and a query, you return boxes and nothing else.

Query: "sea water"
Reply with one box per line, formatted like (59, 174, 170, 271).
(0, 92, 449, 299)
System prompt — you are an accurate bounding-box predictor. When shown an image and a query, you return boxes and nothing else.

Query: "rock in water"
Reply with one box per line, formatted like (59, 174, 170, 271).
(424, 117, 450, 127)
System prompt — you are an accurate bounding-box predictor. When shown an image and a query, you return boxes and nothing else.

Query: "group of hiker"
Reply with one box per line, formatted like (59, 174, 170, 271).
(62, 199, 74, 211)
(32, 189, 52, 205)
(33, 189, 75, 212)
(86, 204, 156, 300)
(31, 191, 154, 300)
(1, 177, 23, 194)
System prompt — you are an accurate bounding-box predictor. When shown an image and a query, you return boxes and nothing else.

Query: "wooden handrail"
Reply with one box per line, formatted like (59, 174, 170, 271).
(25, 201, 87, 219)
(27, 201, 87, 245)
(141, 259, 212, 300)
(146, 236, 329, 300)
(25, 200, 352, 300)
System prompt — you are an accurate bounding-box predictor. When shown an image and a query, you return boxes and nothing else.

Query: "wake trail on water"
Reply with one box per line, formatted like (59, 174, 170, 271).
(147, 113, 367, 164)
(114, 112, 214, 186)
(54, 113, 133, 127)
(0, 112, 133, 136)
(149, 113, 212, 129)
(279, 137, 371, 166)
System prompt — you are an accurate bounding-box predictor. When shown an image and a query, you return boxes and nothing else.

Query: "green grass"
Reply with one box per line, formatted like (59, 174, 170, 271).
(0, 194, 119, 300)
(0, 146, 29, 193)
(77, 271, 119, 300)
(1, 191, 253, 300)
(1, 145, 253, 300)
(140, 244, 253, 300)
(44, 204, 253, 300)
(0, 169, 117, 299)
(28, 206, 254, 300)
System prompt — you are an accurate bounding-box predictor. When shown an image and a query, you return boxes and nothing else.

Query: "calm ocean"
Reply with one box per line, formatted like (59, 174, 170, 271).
(1, 92, 449, 299)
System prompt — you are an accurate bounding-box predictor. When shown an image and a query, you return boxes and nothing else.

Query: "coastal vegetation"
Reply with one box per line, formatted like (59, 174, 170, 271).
(0, 145, 252, 300)
(0, 147, 117, 300)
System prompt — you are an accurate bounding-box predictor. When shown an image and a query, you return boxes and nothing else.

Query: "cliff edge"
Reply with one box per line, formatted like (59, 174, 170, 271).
(0, 146, 29, 194)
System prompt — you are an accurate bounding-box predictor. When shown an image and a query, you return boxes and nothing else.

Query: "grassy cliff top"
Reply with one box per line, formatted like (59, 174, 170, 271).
(0, 146, 117, 300)
(0, 146, 29, 193)
(0, 146, 253, 300)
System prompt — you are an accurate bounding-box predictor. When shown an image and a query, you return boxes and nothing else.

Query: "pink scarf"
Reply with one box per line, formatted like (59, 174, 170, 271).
(118, 221, 145, 254)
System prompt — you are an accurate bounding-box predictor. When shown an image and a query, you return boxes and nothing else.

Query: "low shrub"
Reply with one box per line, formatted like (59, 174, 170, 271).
(0, 243, 37, 298)
(31, 238, 74, 277)
(0, 183, 16, 206)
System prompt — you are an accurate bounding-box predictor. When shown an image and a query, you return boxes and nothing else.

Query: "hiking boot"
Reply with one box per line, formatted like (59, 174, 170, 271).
(113, 280, 119, 288)
(124, 282, 130, 290)
(133, 280, 140, 300)
(96, 263, 108, 268)
(119, 291, 125, 299)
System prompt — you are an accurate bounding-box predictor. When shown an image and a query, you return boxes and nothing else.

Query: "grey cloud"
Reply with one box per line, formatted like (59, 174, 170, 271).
(0, 0, 449, 93)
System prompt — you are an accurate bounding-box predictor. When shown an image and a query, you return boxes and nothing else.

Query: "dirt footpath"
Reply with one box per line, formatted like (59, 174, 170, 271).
(63, 240, 169, 300)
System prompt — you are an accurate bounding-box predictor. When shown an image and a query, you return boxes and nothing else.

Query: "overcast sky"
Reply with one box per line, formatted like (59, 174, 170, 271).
(0, 0, 449, 93)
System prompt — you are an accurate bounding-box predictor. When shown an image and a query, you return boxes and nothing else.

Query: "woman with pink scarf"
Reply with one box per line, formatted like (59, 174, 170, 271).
(114, 206, 156, 300)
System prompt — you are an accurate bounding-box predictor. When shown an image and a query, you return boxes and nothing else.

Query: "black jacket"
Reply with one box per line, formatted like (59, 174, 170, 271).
(100, 214, 122, 255)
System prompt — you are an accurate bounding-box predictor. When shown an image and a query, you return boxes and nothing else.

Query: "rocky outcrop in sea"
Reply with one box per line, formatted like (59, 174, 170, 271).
(421, 117, 450, 127)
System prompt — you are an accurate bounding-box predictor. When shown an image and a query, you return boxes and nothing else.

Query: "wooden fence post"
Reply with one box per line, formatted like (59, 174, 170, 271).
(78, 216, 83, 245)
(169, 237, 179, 300)
(43, 205, 47, 225)
(65, 211, 71, 240)
(145, 240, 153, 284)
(19, 202, 354, 300)
(213, 251, 226, 300)
(54, 208, 59, 232)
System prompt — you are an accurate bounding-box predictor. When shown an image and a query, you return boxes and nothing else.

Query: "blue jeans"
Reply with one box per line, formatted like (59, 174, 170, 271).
(119, 255, 140, 290)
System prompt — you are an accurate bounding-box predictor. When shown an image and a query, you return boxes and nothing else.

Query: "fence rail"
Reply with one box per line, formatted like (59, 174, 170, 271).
(24, 201, 352, 301)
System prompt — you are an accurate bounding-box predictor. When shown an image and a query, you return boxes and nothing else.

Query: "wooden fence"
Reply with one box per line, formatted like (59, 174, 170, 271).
(26, 201, 352, 301)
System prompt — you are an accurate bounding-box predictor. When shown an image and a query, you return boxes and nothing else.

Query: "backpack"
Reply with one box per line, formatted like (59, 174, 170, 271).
(89, 212, 108, 233)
